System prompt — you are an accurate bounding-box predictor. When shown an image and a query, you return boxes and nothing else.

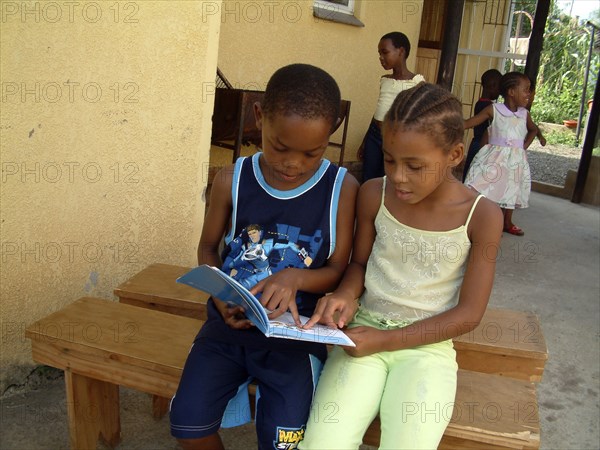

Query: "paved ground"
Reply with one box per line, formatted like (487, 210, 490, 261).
(1, 191, 599, 449)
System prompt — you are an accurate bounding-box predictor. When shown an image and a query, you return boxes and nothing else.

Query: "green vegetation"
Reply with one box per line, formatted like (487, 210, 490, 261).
(544, 129, 577, 146)
(528, 1, 599, 125)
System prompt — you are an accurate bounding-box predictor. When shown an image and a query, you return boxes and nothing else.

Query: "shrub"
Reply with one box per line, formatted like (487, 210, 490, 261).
(544, 130, 577, 146)
(529, 2, 599, 124)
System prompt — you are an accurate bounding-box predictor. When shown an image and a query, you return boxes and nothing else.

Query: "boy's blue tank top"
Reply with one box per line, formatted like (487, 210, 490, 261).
(198, 152, 346, 355)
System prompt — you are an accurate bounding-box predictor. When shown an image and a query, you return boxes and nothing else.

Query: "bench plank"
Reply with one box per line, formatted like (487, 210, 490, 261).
(26, 297, 540, 450)
(115, 264, 548, 381)
(454, 309, 548, 382)
(26, 297, 202, 398)
(114, 263, 209, 320)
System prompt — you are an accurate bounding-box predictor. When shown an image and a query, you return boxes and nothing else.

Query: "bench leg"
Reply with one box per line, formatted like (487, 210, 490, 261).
(152, 395, 170, 419)
(65, 370, 121, 449)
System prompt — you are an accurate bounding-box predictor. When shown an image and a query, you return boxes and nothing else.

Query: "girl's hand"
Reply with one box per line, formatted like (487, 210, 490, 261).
(250, 269, 302, 325)
(343, 326, 389, 357)
(303, 292, 358, 330)
(215, 301, 253, 330)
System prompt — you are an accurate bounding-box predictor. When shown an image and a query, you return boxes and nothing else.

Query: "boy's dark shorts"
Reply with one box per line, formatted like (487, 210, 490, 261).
(170, 337, 323, 450)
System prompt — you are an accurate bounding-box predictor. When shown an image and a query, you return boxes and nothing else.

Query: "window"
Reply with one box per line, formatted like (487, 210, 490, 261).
(313, 0, 364, 27)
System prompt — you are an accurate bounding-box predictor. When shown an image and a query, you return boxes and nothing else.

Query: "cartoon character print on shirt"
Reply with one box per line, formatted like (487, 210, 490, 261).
(222, 223, 322, 292)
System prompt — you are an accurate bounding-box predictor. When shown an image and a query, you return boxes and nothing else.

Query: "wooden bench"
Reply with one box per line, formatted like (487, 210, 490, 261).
(454, 309, 547, 382)
(115, 263, 548, 382)
(26, 297, 540, 450)
(114, 263, 210, 320)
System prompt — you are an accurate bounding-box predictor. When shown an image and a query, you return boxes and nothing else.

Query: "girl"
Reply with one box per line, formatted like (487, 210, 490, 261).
(359, 31, 425, 182)
(300, 83, 503, 449)
(464, 72, 539, 236)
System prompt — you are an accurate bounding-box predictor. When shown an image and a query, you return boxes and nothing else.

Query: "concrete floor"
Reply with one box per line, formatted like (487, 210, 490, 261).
(1, 191, 599, 450)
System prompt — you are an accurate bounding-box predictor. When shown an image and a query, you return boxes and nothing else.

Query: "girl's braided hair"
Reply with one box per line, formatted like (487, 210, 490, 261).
(500, 71, 529, 99)
(384, 82, 464, 152)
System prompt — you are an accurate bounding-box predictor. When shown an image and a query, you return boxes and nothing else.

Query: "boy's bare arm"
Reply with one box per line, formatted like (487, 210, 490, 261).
(197, 165, 234, 266)
(303, 173, 360, 292)
(252, 173, 359, 322)
(197, 165, 253, 329)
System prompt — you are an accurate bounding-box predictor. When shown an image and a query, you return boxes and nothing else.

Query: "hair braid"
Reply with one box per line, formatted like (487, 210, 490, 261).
(384, 82, 464, 151)
(500, 71, 529, 99)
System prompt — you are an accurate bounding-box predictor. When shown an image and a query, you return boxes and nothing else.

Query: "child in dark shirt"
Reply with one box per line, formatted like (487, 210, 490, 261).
(462, 69, 502, 182)
(169, 64, 358, 450)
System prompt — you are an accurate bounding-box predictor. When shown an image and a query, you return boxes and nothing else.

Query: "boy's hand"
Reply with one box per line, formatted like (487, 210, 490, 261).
(303, 293, 358, 330)
(250, 269, 302, 326)
(343, 326, 388, 357)
(215, 300, 253, 330)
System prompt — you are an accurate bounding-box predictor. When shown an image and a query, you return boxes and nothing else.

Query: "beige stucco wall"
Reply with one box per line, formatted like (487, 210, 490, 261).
(0, 1, 220, 390)
(213, 0, 424, 164)
(456, 0, 511, 112)
(454, 0, 510, 144)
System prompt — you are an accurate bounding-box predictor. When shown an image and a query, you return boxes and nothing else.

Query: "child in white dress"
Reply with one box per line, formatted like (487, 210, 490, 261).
(464, 72, 539, 236)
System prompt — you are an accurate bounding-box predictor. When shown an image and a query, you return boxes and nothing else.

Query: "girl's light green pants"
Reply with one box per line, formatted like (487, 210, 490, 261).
(299, 310, 458, 450)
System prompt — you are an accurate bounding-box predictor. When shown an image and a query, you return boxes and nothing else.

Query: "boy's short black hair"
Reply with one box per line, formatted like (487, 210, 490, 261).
(261, 64, 341, 131)
(380, 31, 411, 58)
(481, 69, 502, 87)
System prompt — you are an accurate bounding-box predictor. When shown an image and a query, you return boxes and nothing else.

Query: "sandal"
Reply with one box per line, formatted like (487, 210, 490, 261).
(504, 225, 524, 236)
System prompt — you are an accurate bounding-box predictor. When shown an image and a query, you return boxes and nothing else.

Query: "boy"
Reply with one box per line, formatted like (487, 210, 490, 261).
(462, 68, 502, 181)
(170, 64, 359, 450)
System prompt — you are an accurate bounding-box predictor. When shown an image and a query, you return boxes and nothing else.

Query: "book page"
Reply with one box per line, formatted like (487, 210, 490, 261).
(177, 265, 354, 346)
(176, 265, 269, 332)
(268, 312, 355, 347)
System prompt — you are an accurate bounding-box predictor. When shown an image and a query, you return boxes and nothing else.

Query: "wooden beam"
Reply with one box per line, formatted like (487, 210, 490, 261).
(437, 0, 464, 90)
(524, 0, 551, 86)
(572, 74, 600, 203)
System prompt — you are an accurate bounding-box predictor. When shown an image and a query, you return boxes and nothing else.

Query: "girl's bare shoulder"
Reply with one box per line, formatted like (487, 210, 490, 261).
(358, 178, 384, 215)
(468, 195, 503, 234)
(360, 177, 384, 196)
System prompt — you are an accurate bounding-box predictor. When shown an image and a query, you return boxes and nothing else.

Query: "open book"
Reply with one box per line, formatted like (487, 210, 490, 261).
(176, 265, 355, 347)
